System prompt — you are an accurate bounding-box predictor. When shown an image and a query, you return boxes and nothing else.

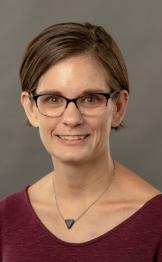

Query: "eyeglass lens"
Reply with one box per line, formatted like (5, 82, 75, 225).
(35, 93, 111, 117)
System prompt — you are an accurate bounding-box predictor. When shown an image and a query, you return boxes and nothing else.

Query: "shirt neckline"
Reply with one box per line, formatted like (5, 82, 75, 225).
(24, 185, 162, 247)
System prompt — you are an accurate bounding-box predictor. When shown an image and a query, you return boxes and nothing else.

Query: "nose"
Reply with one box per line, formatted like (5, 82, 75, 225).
(61, 101, 83, 127)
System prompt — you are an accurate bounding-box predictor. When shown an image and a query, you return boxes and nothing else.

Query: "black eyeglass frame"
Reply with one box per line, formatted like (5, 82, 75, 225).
(29, 90, 120, 116)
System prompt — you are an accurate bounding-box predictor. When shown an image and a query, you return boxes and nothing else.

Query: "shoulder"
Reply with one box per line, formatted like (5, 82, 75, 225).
(115, 161, 161, 199)
(0, 186, 28, 219)
(113, 162, 162, 230)
(0, 186, 29, 246)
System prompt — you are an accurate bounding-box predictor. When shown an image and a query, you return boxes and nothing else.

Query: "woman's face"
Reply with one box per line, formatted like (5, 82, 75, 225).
(22, 55, 124, 164)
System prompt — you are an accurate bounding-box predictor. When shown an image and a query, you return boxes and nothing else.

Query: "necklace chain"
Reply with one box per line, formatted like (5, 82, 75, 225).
(52, 160, 116, 229)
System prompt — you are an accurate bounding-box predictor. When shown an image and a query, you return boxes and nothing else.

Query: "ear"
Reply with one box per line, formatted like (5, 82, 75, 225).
(111, 90, 129, 128)
(20, 91, 39, 127)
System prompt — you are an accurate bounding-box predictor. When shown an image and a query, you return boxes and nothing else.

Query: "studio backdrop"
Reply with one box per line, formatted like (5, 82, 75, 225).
(0, 0, 162, 199)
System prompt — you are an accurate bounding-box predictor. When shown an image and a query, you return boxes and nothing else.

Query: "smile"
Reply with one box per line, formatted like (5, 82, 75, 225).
(57, 135, 89, 140)
(56, 134, 90, 145)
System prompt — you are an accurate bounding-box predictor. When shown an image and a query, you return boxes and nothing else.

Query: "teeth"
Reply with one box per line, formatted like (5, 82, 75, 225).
(58, 135, 87, 140)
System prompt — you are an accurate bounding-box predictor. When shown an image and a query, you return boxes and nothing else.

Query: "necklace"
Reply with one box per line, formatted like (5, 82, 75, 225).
(52, 160, 116, 229)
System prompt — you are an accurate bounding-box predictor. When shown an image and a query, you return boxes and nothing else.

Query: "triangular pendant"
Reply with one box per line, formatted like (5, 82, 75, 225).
(65, 219, 75, 229)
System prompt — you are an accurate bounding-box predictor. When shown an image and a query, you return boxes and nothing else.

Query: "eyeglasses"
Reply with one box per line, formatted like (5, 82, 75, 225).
(29, 91, 120, 117)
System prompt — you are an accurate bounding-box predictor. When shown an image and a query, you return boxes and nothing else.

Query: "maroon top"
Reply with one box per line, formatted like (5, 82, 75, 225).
(0, 185, 162, 261)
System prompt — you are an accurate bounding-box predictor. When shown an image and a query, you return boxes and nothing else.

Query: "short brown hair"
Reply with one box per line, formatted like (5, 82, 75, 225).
(20, 22, 129, 130)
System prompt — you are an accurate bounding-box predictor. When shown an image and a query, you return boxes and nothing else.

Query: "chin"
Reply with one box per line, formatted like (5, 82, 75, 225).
(52, 150, 92, 165)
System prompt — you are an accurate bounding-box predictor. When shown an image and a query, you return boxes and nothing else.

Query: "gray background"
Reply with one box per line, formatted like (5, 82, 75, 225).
(0, 0, 162, 199)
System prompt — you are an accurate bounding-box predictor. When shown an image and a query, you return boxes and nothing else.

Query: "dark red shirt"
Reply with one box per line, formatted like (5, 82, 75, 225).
(1, 186, 162, 261)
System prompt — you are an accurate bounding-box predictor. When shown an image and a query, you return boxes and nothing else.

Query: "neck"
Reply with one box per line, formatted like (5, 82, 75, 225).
(51, 151, 115, 205)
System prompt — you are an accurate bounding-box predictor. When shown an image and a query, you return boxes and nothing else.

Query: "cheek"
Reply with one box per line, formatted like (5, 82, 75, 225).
(92, 115, 112, 148)
(37, 118, 58, 151)
(99, 121, 110, 144)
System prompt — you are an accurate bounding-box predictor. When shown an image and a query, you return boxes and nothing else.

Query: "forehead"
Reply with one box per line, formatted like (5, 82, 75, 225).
(37, 55, 110, 95)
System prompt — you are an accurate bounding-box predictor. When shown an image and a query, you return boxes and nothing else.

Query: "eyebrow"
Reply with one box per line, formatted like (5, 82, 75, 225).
(36, 89, 109, 96)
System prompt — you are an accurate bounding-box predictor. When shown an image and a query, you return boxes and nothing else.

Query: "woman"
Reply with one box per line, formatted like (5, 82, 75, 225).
(0, 22, 162, 261)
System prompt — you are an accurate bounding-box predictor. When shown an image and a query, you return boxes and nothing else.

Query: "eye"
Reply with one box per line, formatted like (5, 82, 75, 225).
(42, 95, 64, 104)
(81, 94, 101, 103)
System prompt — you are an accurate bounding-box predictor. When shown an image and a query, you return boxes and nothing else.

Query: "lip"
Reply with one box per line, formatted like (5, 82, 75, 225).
(56, 134, 89, 136)
(55, 134, 90, 145)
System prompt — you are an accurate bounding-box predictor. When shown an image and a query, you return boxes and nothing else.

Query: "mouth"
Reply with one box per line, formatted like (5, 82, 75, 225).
(55, 134, 90, 144)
